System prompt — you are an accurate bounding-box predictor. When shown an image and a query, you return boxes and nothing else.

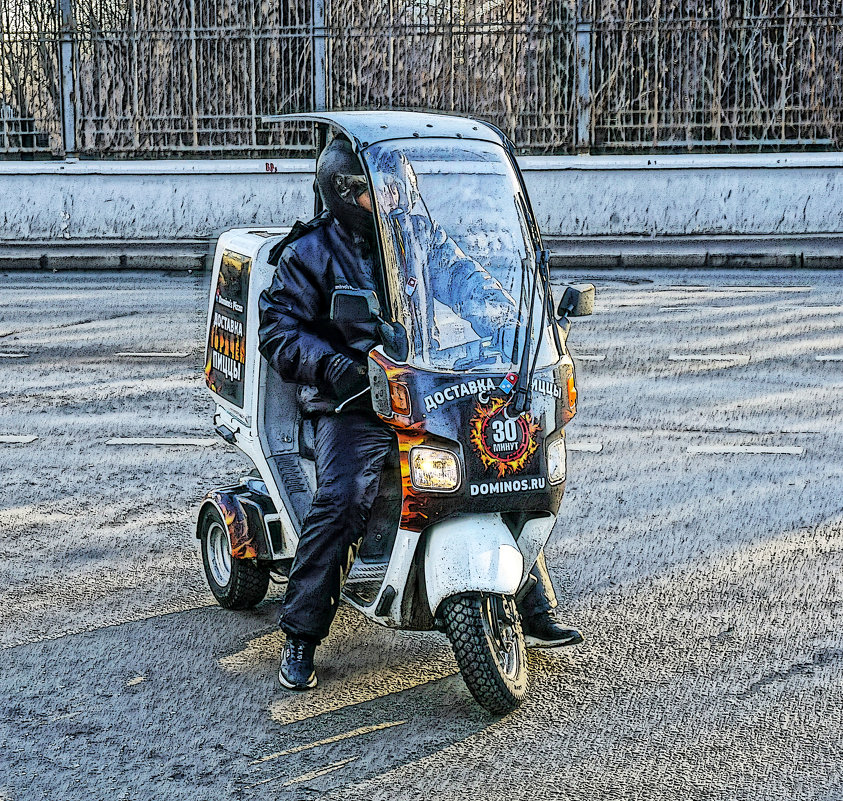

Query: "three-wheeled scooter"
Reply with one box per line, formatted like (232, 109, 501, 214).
(198, 111, 594, 714)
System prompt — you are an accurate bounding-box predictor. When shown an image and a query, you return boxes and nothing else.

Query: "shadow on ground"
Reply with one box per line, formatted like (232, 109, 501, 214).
(1, 600, 560, 800)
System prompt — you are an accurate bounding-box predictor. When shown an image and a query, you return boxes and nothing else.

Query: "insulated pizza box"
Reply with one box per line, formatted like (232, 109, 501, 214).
(204, 227, 291, 427)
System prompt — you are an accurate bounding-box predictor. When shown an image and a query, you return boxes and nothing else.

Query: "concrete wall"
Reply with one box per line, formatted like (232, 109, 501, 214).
(520, 153, 843, 269)
(0, 160, 315, 270)
(2, 153, 842, 269)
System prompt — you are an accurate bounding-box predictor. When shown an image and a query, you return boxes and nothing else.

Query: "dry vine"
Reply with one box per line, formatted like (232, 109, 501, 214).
(1, 0, 840, 156)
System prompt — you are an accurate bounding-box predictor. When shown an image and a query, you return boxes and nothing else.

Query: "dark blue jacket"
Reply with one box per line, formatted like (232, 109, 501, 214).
(258, 214, 380, 413)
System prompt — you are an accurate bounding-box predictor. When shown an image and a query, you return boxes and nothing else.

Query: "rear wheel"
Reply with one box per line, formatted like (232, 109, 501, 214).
(441, 592, 528, 714)
(199, 507, 269, 609)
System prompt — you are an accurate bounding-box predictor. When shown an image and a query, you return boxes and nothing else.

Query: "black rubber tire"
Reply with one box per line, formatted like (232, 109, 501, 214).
(441, 592, 528, 714)
(199, 507, 270, 610)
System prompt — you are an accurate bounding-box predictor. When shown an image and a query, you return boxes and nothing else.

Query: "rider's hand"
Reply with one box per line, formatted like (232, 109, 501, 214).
(322, 353, 369, 400)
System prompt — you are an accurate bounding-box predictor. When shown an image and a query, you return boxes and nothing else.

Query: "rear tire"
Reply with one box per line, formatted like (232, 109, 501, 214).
(199, 507, 270, 610)
(441, 592, 528, 714)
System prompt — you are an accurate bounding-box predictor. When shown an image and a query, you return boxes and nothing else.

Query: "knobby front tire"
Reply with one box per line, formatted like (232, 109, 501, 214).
(441, 592, 528, 714)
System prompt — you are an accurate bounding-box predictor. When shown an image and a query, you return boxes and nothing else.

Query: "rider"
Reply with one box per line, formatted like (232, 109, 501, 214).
(258, 135, 583, 691)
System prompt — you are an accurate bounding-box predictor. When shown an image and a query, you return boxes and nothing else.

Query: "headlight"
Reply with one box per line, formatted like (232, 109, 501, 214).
(409, 446, 461, 492)
(546, 437, 567, 484)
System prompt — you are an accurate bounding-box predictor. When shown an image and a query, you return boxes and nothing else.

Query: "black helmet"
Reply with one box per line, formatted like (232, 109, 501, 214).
(316, 136, 373, 235)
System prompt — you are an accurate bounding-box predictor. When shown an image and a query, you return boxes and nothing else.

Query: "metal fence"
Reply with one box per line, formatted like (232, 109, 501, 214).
(0, 0, 61, 155)
(323, 1, 578, 152)
(1, 0, 841, 158)
(590, 0, 843, 149)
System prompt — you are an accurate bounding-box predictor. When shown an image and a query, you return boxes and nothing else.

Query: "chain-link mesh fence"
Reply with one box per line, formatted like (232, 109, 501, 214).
(1, 0, 841, 157)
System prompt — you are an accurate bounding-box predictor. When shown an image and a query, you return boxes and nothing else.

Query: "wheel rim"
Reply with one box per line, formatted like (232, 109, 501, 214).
(480, 594, 523, 680)
(207, 520, 232, 587)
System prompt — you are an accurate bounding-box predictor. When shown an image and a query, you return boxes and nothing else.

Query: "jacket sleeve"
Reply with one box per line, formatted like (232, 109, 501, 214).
(257, 245, 337, 387)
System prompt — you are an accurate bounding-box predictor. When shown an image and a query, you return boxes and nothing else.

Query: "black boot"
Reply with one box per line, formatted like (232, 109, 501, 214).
(522, 611, 584, 649)
(278, 638, 318, 690)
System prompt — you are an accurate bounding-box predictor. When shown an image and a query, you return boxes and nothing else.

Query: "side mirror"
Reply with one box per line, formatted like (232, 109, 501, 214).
(330, 289, 381, 323)
(557, 283, 595, 318)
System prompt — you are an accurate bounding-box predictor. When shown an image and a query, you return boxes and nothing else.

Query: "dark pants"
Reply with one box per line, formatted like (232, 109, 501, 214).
(280, 409, 557, 643)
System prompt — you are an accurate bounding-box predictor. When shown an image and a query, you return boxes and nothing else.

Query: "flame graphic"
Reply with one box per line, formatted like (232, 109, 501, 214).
(469, 397, 541, 478)
(367, 350, 434, 531)
(395, 424, 430, 532)
(212, 492, 256, 559)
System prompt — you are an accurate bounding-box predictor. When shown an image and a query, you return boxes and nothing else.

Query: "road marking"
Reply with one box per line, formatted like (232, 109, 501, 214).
(105, 437, 216, 447)
(117, 351, 190, 358)
(816, 354, 843, 362)
(665, 286, 811, 294)
(0, 352, 30, 358)
(687, 445, 803, 455)
(38, 711, 82, 725)
(0, 435, 38, 444)
(575, 354, 606, 361)
(568, 441, 604, 453)
(245, 756, 359, 790)
(728, 286, 811, 293)
(250, 720, 407, 765)
(669, 353, 750, 363)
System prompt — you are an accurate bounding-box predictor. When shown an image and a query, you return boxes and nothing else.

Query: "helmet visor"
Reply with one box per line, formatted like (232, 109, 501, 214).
(332, 173, 369, 203)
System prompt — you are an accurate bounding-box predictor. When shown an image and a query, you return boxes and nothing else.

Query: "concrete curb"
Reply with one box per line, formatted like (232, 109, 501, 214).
(544, 234, 843, 270)
(0, 239, 211, 271)
(6, 233, 842, 271)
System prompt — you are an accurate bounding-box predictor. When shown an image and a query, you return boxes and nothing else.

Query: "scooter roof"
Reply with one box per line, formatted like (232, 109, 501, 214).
(261, 110, 506, 150)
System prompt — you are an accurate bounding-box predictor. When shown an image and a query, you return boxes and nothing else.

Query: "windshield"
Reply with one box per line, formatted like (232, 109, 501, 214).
(363, 138, 559, 373)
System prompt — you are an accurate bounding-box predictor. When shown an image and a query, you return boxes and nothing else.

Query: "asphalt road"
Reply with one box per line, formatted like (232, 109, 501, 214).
(1, 269, 841, 801)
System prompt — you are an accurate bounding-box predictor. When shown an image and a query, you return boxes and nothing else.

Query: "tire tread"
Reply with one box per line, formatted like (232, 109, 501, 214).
(199, 508, 270, 610)
(441, 593, 528, 714)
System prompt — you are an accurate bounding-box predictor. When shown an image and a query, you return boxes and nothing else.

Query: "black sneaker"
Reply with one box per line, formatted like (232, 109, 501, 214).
(522, 611, 584, 649)
(278, 638, 318, 690)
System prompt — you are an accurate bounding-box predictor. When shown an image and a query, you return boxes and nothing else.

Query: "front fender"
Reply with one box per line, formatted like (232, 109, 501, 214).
(423, 513, 523, 616)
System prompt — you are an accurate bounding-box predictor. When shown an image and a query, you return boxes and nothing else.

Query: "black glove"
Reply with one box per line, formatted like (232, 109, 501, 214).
(322, 354, 369, 400)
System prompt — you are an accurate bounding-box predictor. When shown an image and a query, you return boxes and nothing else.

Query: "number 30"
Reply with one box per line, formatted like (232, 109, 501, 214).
(491, 418, 519, 443)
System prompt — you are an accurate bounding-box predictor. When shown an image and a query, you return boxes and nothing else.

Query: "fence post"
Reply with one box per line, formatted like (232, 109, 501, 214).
(58, 0, 77, 157)
(575, 0, 593, 152)
(189, 0, 199, 147)
(249, 0, 257, 147)
(312, 0, 327, 110)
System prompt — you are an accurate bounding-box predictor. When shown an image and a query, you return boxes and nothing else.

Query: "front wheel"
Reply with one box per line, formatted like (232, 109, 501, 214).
(199, 507, 270, 610)
(441, 592, 528, 714)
